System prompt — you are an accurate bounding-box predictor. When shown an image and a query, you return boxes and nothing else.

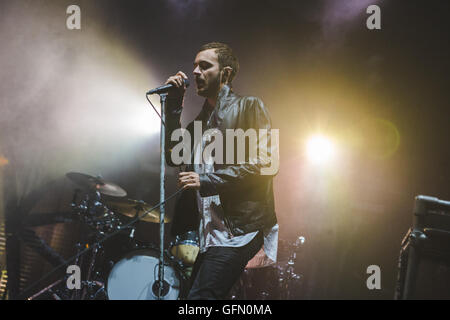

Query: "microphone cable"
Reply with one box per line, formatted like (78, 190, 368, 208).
(146, 93, 166, 127)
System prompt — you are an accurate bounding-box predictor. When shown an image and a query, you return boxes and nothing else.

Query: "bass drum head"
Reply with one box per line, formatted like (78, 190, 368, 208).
(107, 249, 181, 300)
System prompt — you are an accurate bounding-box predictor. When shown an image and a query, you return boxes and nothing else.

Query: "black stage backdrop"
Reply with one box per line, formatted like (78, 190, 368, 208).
(0, 0, 449, 299)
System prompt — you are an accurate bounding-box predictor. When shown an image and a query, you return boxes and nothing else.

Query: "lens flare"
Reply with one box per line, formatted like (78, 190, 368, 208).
(306, 135, 336, 165)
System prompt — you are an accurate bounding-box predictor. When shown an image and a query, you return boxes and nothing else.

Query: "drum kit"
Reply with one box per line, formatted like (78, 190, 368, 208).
(28, 172, 199, 300)
(28, 172, 305, 300)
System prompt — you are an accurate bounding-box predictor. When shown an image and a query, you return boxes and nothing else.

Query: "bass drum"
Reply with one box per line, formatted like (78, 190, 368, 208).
(106, 248, 184, 300)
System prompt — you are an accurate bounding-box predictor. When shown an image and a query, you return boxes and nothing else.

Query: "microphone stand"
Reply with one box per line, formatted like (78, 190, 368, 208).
(157, 93, 167, 300)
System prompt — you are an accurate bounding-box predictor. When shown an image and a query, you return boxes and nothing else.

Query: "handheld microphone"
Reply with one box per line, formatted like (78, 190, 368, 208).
(146, 78, 190, 95)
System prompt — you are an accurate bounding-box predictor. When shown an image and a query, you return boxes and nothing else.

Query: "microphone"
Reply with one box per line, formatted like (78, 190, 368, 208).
(146, 78, 190, 95)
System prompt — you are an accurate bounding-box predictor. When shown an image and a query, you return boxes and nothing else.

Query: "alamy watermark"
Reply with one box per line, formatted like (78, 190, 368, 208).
(366, 5, 381, 30)
(170, 121, 279, 175)
(66, 5, 81, 30)
(66, 265, 81, 289)
(366, 265, 381, 290)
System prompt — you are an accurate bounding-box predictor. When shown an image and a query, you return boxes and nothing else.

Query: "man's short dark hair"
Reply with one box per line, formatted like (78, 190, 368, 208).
(199, 42, 239, 84)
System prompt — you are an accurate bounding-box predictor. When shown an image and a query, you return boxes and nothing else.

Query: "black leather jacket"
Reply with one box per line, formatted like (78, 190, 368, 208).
(165, 85, 277, 236)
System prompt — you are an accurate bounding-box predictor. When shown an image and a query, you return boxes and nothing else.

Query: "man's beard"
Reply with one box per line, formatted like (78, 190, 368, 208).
(197, 76, 221, 99)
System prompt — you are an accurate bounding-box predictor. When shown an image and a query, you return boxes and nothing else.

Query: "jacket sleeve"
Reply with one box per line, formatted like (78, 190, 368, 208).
(198, 97, 278, 197)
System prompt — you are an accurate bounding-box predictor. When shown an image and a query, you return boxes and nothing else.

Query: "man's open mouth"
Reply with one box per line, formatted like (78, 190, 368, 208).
(196, 79, 205, 87)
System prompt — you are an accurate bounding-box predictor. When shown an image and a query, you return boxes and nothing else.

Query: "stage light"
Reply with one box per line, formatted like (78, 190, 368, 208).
(126, 101, 162, 136)
(306, 135, 336, 165)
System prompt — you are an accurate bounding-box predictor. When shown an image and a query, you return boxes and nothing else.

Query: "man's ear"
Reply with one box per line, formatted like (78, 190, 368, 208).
(221, 66, 233, 84)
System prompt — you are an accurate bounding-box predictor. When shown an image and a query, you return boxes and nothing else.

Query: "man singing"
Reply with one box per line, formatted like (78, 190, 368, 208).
(164, 42, 278, 300)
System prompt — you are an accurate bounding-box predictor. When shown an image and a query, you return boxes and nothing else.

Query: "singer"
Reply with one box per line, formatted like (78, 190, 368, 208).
(164, 42, 278, 300)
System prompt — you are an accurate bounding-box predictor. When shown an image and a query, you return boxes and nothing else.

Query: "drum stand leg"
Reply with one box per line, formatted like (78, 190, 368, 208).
(27, 277, 66, 300)
(27, 242, 85, 300)
(27, 241, 104, 300)
(81, 244, 103, 300)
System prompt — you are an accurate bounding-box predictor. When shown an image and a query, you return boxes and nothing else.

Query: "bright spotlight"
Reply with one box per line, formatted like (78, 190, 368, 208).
(306, 135, 335, 165)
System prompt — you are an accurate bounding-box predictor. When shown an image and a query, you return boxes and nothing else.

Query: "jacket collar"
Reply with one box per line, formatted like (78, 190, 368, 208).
(211, 84, 237, 127)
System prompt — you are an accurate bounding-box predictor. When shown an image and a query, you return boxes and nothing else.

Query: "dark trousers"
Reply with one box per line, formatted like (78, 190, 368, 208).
(187, 231, 263, 300)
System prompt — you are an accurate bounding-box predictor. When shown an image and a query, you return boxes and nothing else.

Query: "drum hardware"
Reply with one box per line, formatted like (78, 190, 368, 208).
(81, 242, 101, 300)
(70, 189, 124, 235)
(27, 277, 67, 300)
(129, 226, 136, 239)
(27, 233, 106, 300)
(271, 236, 305, 300)
(105, 198, 171, 224)
(230, 235, 306, 300)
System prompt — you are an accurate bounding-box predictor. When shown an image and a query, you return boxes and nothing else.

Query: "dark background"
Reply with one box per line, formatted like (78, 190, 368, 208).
(0, 0, 449, 299)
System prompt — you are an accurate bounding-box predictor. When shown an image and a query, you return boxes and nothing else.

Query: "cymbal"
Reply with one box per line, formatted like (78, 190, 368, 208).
(106, 198, 170, 223)
(66, 172, 127, 197)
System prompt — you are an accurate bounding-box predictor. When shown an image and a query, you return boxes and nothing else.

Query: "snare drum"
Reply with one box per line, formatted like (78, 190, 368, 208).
(106, 248, 184, 300)
(170, 231, 199, 266)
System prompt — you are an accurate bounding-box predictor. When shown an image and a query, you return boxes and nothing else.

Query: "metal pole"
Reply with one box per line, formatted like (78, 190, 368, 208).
(158, 93, 167, 299)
